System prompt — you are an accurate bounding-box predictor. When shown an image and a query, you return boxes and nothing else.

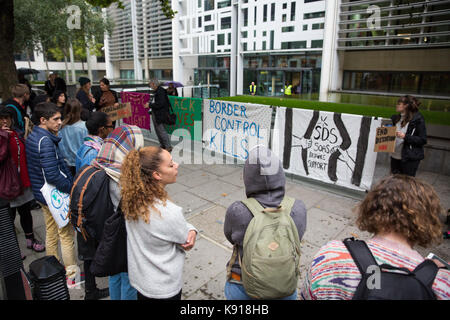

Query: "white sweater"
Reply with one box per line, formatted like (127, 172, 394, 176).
(125, 199, 197, 298)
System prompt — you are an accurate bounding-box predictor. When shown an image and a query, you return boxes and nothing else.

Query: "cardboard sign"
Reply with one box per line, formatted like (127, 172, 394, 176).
(374, 126, 396, 153)
(102, 103, 132, 121)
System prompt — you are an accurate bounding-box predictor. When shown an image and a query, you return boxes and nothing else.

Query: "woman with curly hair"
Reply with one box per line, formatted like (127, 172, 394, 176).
(90, 124, 145, 300)
(121, 146, 197, 300)
(301, 175, 449, 300)
(390, 95, 427, 177)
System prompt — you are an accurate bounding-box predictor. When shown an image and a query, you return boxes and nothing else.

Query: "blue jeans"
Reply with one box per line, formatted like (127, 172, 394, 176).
(224, 281, 297, 300)
(109, 272, 137, 300)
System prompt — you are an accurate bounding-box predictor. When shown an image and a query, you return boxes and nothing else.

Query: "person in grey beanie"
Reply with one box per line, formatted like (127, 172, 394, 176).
(224, 145, 307, 300)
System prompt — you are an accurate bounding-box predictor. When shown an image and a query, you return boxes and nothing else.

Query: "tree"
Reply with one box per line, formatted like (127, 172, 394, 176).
(0, 0, 175, 100)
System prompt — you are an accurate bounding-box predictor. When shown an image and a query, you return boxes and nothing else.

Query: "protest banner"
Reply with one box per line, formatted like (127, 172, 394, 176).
(121, 91, 151, 130)
(167, 96, 203, 141)
(203, 99, 272, 161)
(272, 107, 381, 191)
(374, 126, 396, 153)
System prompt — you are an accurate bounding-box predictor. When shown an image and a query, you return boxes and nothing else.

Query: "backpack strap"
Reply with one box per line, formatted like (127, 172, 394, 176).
(412, 259, 439, 292)
(241, 196, 296, 217)
(77, 169, 101, 241)
(67, 166, 94, 220)
(343, 237, 379, 275)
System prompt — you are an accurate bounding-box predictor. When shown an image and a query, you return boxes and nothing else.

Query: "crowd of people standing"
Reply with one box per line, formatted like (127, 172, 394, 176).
(0, 71, 448, 301)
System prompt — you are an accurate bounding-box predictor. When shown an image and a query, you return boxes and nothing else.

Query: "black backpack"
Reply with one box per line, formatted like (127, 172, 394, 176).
(343, 237, 439, 300)
(69, 165, 115, 242)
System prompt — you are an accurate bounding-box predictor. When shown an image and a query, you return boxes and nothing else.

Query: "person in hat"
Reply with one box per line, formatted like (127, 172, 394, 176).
(76, 77, 96, 114)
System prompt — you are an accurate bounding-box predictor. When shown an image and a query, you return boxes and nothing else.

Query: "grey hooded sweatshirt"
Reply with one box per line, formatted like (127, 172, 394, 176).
(224, 146, 307, 277)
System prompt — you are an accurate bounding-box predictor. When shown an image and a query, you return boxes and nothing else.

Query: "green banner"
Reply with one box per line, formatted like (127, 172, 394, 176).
(167, 96, 203, 141)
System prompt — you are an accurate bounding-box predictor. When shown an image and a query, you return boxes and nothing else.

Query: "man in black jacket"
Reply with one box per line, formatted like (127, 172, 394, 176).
(148, 79, 172, 152)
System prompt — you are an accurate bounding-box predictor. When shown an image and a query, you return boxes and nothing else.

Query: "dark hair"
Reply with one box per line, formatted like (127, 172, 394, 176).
(100, 78, 110, 86)
(86, 111, 109, 135)
(51, 90, 66, 105)
(62, 98, 82, 127)
(0, 106, 14, 126)
(397, 95, 421, 127)
(31, 102, 59, 125)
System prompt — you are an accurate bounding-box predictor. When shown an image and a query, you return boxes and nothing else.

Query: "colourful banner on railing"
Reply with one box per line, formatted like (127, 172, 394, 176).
(121, 91, 151, 130)
(167, 96, 203, 141)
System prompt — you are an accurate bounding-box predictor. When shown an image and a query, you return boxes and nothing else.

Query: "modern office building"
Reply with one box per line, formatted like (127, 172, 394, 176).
(320, 0, 450, 99)
(172, 0, 326, 97)
(104, 0, 173, 81)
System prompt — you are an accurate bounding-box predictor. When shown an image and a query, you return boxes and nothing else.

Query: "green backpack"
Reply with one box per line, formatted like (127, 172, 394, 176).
(234, 196, 301, 299)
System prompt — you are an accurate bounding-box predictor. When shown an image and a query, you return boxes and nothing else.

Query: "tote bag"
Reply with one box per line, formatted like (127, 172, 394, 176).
(38, 137, 70, 229)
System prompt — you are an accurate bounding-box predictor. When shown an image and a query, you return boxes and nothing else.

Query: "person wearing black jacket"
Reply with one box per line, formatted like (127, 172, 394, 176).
(148, 79, 172, 152)
(44, 72, 67, 97)
(390, 95, 427, 177)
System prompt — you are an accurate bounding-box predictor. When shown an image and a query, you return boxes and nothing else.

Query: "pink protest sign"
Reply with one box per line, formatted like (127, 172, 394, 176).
(121, 91, 151, 131)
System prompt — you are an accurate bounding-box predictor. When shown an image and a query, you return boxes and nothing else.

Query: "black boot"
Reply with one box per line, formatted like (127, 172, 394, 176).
(84, 287, 110, 300)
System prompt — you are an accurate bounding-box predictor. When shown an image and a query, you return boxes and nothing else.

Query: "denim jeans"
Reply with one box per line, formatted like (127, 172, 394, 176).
(224, 281, 298, 300)
(109, 272, 137, 300)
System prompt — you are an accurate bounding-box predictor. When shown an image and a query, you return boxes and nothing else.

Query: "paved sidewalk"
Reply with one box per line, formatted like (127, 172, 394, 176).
(15, 140, 450, 300)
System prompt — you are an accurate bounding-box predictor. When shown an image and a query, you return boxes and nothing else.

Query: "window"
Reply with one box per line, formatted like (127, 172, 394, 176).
(283, 3, 287, 9)
(205, 15, 211, 21)
(262, 41, 266, 50)
(254, 7, 257, 24)
(242, 31, 248, 38)
(263, 31, 267, 37)
(218, 34, 225, 45)
(304, 11, 325, 19)
(243, 8, 248, 26)
(311, 40, 323, 48)
(221, 17, 231, 29)
(312, 23, 324, 30)
(217, 0, 231, 9)
(305, 0, 323, 3)
(271, 3, 275, 21)
(290, 2, 296, 21)
(270, 30, 274, 50)
(228, 33, 231, 45)
(198, 17, 202, 28)
(243, 43, 248, 51)
(282, 14, 287, 22)
(303, 25, 308, 31)
(211, 40, 215, 52)
(263, 4, 267, 22)
(282, 26, 294, 32)
(281, 41, 306, 49)
(204, 0, 214, 11)
(205, 25, 214, 31)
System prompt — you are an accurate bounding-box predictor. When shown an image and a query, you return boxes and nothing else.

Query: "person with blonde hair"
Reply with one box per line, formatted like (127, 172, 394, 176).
(301, 174, 449, 300)
(121, 146, 197, 300)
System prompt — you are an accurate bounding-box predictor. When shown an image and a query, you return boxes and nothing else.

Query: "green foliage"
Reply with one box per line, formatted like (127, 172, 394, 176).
(220, 95, 450, 126)
(14, 0, 113, 61)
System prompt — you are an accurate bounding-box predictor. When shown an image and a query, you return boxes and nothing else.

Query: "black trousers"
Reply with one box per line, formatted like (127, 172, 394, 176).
(137, 290, 182, 301)
(9, 201, 33, 236)
(390, 157, 420, 177)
